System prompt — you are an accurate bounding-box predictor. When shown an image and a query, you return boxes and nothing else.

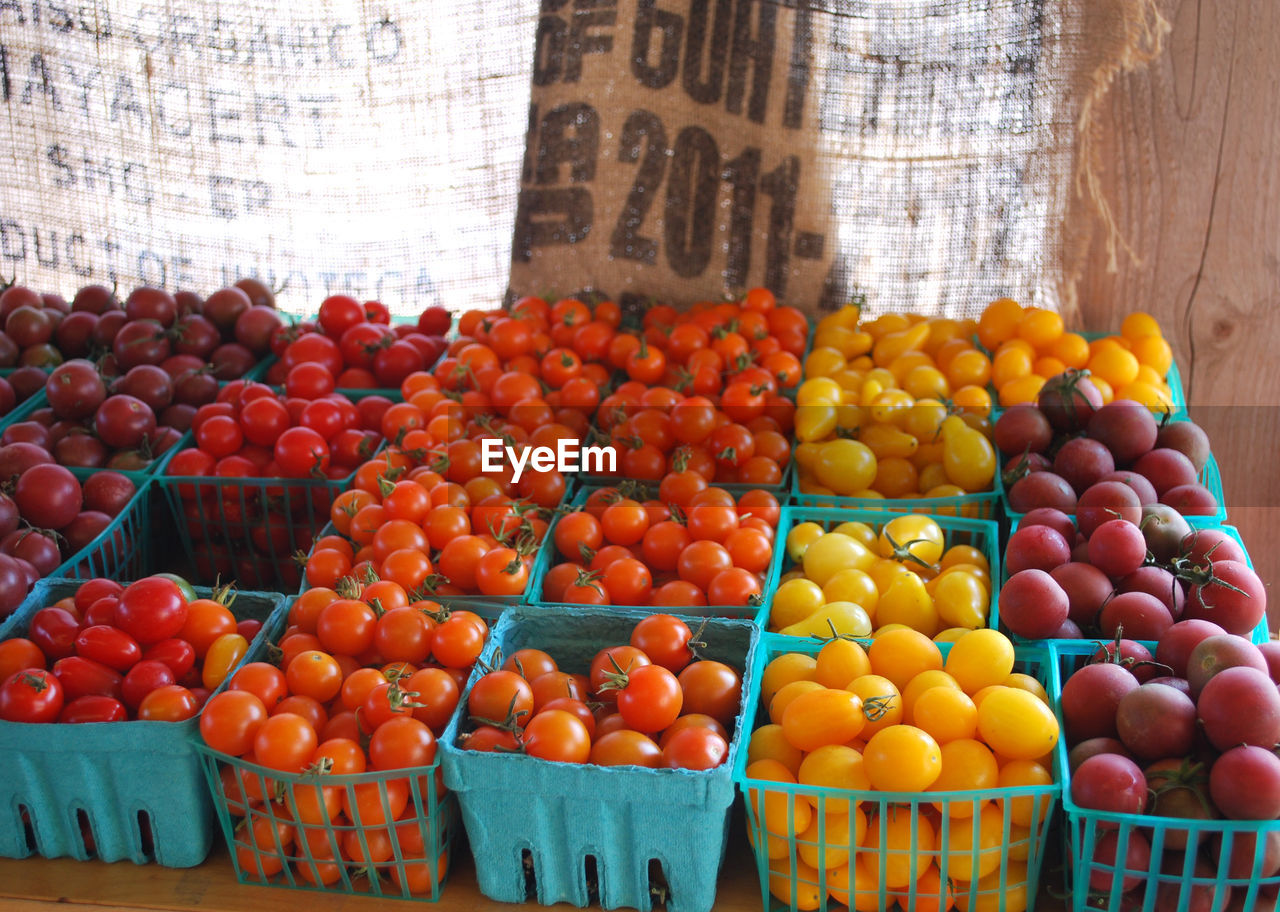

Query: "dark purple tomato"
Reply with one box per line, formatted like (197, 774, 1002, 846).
(4, 528, 63, 573)
(5, 306, 54, 347)
(1198, 665, 1280, 750)
(1019, 507, 1075, 544)
(53, 432, 109, 469)
(1155, 619, 1228, 679)
(0, 336, 17, 368)
(62, 511, 112, 554)
(1087, 519, 1147, 579)
(1067, 737, 1131, 772)
(174, 290, 204, 317)
(1088, 829, 1150, 893)
(1186, 635, 1268, 698)
(1161, 483, 1220, 516)
(1038, 369, 1104, 432)
(1053, 558, 1116, 630)
(160, 403, 197, 431)
(1054, 437, 1116, 495)
(209, 343, 255, 380)
(91, 310, 127, 348)
(9, 366, 49, 402)
(94, 395, 157, 449)
(159, 354, 206, 377)
(1098, 590, 1173, 642)
(114, 364, 173, 411)
(234, 305, 283, 356)
(1100, 469, 1159, 505)
(1117, 565, 1184, 618)
(234, 277, 275, 309)
(0, 493, 19, 539)
(1179, 528, 1248, 566)
(81, 471, 135, 517)
(1132, 448, 1199, 497)
(72, 285, 118, 314)
(2, 422, 50, 448)
(172, 369, 219, 406)
(203, 287, 252, 335)
(1155, 420, 1211, 473)
(1071, 752, 1148, 817)
(172, 314, 220, 359)
(46, 359, 108, 420)
(0, 442, 52, 484)
(1076, 481, 1142, 538)
(1060, 661, 1138, 743)
(14, 463, 82, 529)
(19, 343, 63, 369)
(53, 312, 99, 360)
(112, 319, 171, 369)
(0, 553, 28, 617)
(1115, 682, 1196, 760)
(1183, 560, 1267, 637)
(1140, 503, 1193, 563)
(1086, 400, 1158, 465)
(124, 287, 177, 327)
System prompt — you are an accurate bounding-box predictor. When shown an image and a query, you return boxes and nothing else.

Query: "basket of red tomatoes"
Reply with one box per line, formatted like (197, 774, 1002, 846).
(0, 575, 283, 866)
(441, 604, 758, 912)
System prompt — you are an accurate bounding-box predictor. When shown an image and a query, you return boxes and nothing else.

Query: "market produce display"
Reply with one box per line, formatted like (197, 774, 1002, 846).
(0, 281, 1270, 912)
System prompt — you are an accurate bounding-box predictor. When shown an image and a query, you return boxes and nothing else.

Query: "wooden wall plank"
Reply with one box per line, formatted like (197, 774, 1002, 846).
(1071, 0, 1279, 625)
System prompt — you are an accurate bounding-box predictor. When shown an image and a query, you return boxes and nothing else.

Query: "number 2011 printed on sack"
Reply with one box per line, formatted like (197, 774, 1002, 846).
(513, 104, 825, 297)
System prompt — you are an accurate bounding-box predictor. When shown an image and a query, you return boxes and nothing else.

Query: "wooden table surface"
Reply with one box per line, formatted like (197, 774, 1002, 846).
(0, 824, 777, 912)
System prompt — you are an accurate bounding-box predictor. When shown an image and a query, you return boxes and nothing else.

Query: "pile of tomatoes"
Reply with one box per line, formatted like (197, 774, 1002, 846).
(262, 295, 451, 391)
(538, 482, 780, 609)
(746, 628, 1057, 912)
(457, 612, 743, 770)
(198, 581, 488, 893)
(794, 305, 997, 503)
(0, 576, 262, 724)
(771, 514, 993, 639)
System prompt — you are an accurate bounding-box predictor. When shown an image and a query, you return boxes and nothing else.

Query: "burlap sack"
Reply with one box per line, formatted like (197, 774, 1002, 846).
(0, 1, 1167, 319)
(509, 0, 1170, 318)
(0, 1, 537, 316)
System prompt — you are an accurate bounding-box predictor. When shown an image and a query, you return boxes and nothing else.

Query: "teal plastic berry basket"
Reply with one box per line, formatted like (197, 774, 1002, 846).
(525, 483, 777, 621)
(0, 387, 48, 432)
(1049, 640, 1280, 911)
(734, 634, 1061, 912)
(157, 431, 384, 592)
(199, 750, 457, 901)
(0, 579, 284, 866)
(762, 505, 1001, 637)
(441, 604, 760, 912)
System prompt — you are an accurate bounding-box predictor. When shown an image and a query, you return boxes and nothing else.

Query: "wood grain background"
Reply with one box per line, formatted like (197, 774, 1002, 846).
(1073, 0, 1279, 630)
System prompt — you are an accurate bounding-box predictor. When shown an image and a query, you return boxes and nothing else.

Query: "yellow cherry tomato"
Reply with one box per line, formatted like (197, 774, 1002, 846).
(785, 522, 825, 563)
(782, 688, 866, 752)
(804, 347, 847, 379)
(797, 377, 844, 406)
(877, 515, 945, 567)
(859, 422, 918, 460)
(943, 629, 1015, 695)
(747, 723, 804, 775)
(941, 416, 995, 492)
(795, 403, 838, 443)
(815, 638, 872, 689)
(913, 686, 979, 745)
(868, 389, 915, 426)
(940, 803, 1006, 882)
(940, 544, 989, 573)
(802, 532, 876, 586)
(868, 627, 944, 690)
(863, 724, 943, 792)
(779, 602, 872, 639)
(930, 570, 989, 629)
(864, 806, 936, 890)
(202, 633, 249, 690)
(846, 674, 902, 738)
(813, 439, 877, 496)
(875, 574, 940, 636)
(929, 737, 999, 819)
(760, 653, 818, 706)
(771, 578, 826, 629)
(822, 568, 879, 613)
(999, 759, 1054, 827)
(975, 687, 1060, 761)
